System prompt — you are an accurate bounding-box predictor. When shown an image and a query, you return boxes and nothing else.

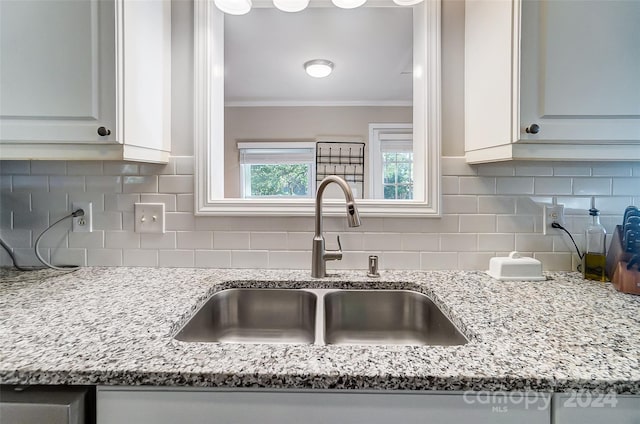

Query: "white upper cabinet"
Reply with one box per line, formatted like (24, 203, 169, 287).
(464, 0, 640, 163)
(0, 0, 171, 163)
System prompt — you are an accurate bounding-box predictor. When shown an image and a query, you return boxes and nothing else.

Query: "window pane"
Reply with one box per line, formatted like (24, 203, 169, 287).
(383, 152, 397, 162)
(383, 184, 396, 199)
(383, 163, 397, 184)
(396, 184, 413, 199)
(249, 164, 310, 197)
(396, 152, 412, 162)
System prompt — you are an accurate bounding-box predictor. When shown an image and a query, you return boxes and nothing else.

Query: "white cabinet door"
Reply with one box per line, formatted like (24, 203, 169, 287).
(552, 394, 640, 423)
(97, 388, 551, 424)
(520, 0, 640, 143)
(465, 0, 640, 163)
(0, 0, 117, 144)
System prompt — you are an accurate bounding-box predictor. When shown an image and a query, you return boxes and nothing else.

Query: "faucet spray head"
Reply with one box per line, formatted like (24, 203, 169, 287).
(346, 201, 361, 227)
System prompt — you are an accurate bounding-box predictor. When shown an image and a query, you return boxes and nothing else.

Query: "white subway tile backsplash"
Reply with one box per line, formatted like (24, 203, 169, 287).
(515, 165, 553, 176)
(2, 156, 638, 271)
(30, 161, 66, 175)
(140, 162, 175, 176)
(195, 250, 232, 268)
(612, 178, 640, 196)
(459, 177, 496, 194)
(176, 194, 194, 212)
(515, 234, 554, 252)
(231, 250, 269, 268)
(177, 231, 213, 249)
(478, 233, 514, 252)
(49, 176, 84, 192)
(87, 249, 122, 266)
(165, 212, 196, 231)
(93, 211, 122, 231)
(32, 193, 68, 214)
(442, 196, 477, 214)
(69, 231, 104, 248)
(553, 165, 591, 177)
(158, 175, 193, 193)
(86, 176, 122, 193)
(214, 231, 250, 249)
(496, 215, 535, 233)
(440, 233, 477, 252)
(268, 251, 310, 269)
(13, 176, 48, 192)
(105, 194, 139, 212)
(105, 231, 140, 248)
(123, 249, 158, 267)
(534, 177, 572, 195)
(533, 252, 572, 271)
(478, 196, 516, 214)
(441, 176, 459, 194)
(123, 176, 158, 193)
(458, 252, 494, 270)
(249, 232, 288, 250)
(0, 161, 30, 175)
(67, 161, 102, 176)
(140, 232, 176, 249)
(158, 249, 194, 267)
(141, 194, 177, 211)
(572, 178, 611, 195)
(459, 214, 496, 233)
(496, 177, 534, 195)
(420, 252, 458, 270)
(381, 252, 420, 270)
(362, 233, 402, 251)
(401, 234, 439, 251)
(51, 248, 86, 267)
(592, 164, 632, 177)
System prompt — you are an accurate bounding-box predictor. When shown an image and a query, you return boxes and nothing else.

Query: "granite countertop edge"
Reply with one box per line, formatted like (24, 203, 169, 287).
(1, 267, 639, 393)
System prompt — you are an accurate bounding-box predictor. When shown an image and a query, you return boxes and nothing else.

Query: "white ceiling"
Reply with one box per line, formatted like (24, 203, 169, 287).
(224, 6, 413, 106)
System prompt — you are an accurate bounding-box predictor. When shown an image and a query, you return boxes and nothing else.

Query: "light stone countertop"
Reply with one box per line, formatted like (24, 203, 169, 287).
(0, 267, 639, 393)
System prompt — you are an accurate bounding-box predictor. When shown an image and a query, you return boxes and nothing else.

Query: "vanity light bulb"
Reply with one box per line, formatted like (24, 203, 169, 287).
(331, 0, 367, 9)
(304, 60, 334, 78)
(273, 0, 309, 12)
(214, 0, 252, 15)
(392, 0, 424, 5)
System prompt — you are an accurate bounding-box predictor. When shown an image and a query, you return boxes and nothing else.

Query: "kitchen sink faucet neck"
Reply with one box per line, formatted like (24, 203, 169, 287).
(312, 176, 361, 278)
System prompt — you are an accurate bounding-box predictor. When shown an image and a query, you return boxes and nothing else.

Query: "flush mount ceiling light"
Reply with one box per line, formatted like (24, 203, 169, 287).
(273, 0, 309, 12)
(214, 0, 252, 15)
(304, 59, 334, 78)
(331, 0, 367, 9)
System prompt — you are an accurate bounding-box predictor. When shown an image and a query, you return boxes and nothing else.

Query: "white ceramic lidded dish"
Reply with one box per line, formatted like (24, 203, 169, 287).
(486, 251, 546, 281)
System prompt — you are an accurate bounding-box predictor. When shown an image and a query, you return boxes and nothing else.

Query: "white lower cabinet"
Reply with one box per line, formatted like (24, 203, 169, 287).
(552, 394, 640, 424)
(96, 387, 550, 424)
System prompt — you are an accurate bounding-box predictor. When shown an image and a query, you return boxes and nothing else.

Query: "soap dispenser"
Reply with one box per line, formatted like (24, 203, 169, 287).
(583, 198, 607, 282)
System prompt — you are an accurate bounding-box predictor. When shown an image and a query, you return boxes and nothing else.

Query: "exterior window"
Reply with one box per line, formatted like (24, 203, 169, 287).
(369, 124, 413, 199)
(238, 142, 315, 198)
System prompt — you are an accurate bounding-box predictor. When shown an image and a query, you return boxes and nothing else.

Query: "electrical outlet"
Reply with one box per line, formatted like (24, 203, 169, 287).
(72, 201, 93, 232)
(134, 203, 165, 233)
(543, 204, 565, 235)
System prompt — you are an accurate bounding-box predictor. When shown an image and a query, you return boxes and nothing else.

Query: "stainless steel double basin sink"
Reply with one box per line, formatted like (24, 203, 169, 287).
(175, 288, 467, 346)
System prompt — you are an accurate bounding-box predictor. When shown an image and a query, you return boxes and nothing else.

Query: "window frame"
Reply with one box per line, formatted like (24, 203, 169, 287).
(193, 0, 441, 217)
(238, 142, 316, 199)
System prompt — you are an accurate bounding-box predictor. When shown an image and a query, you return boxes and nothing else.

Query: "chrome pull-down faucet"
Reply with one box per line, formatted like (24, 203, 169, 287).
(312, 175, 361, 278)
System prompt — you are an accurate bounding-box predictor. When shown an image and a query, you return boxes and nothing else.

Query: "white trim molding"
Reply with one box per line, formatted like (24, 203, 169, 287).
(194, 0, 441, 217)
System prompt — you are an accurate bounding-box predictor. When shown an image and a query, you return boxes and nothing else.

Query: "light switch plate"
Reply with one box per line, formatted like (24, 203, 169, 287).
(134, 203, 165, 233)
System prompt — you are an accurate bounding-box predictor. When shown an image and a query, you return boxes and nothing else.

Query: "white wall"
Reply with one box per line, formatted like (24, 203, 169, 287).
(1, 0, 639, 271)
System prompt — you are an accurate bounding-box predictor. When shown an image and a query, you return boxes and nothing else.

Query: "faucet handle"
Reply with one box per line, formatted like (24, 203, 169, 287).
(323, 235, 343, 261)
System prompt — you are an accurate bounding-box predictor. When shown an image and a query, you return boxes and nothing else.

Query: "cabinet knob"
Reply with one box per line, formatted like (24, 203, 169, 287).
(525, 124, 540, 134)
(97, 126, 111, 136)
